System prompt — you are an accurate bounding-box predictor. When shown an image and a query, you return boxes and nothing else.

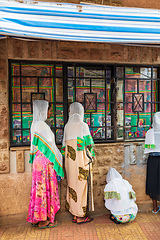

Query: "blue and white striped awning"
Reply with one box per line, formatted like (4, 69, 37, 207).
(1, 0, 160, 43)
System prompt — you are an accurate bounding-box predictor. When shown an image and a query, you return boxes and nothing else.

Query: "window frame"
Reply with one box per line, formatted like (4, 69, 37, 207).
(9, 60, 160, 147)
(9, 60, 65, 147)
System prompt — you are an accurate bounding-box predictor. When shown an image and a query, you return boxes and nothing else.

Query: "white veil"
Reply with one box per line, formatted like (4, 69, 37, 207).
(32, 100, 48, 122)
(144, 111, 160, 154)
(62, 102, 90, 146)
(152, 112, 160, 130)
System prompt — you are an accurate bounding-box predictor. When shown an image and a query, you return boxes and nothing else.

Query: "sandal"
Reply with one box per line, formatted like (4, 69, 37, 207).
(39, 222, 58, 229)
(110, 214, 121, 224)
(77, 216, 93, 224)
(152, 206, 160, 214)
(72, 219, 77, 223)
(31, 222, 39, 227)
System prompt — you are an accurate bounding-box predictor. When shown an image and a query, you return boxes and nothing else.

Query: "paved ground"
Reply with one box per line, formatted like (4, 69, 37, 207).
(0, 211, 160, 239)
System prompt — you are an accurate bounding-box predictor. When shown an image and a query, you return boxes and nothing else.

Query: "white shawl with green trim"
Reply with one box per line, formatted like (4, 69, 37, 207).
(30, 100, 64, 178)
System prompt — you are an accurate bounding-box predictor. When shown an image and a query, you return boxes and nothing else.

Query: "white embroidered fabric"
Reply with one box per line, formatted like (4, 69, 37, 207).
(104, 168, 138, 215)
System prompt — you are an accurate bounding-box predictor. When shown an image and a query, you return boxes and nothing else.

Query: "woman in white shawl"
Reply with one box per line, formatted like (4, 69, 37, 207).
(144, 111, 160, 213)
(27, 100, 64, 229)
(104, 168, 138, 224)
(61, 102, 95, 224)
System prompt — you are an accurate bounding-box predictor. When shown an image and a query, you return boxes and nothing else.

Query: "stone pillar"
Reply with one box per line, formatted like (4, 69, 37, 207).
(0, 39, 10, 174)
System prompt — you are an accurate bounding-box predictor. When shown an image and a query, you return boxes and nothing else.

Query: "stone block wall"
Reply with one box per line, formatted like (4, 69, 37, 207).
(0, 39, 9, 174)
(5, 38, 160, 64)
(37, 0, 160, 9)
(0, 142, 149, 216)
(0, 37, 156, 216)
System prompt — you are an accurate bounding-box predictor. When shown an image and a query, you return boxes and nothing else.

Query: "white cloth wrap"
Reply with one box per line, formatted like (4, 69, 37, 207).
(30, 100, 62, 167)
(144, 111, 160, 154)
(104, 168, 138, 215)
(62, 102, 91, 146)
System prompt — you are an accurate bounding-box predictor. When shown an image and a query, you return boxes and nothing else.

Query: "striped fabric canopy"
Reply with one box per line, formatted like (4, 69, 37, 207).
(1, 0, 160, 43)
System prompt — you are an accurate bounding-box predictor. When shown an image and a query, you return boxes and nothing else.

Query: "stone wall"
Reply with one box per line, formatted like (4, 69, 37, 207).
(37, 0, 160, 9)
(0, 37, 156, 216)
(5, 38, 160, 64)
(0, 142, 150, 216)
(0, 39, 9, 174)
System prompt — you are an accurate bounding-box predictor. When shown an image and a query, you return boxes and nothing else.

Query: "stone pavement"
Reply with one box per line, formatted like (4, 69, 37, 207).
(0, 211, 160, 240)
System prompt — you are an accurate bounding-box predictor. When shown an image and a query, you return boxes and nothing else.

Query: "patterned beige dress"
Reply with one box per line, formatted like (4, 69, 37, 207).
(64, 139, 94, 217)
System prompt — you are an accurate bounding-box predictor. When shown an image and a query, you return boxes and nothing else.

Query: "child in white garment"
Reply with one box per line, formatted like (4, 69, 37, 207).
(104, 168, 138, 224)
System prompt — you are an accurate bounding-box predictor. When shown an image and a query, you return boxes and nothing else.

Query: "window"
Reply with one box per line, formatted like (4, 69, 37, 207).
(9, 61, 160, 146)
(67, 64, 114, 142)
(10, 61, 64, 146)
(116, 66, 159, 140)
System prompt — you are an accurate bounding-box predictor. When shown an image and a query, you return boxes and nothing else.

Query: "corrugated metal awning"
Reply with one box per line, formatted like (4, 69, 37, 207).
(1, 0, 160, 43)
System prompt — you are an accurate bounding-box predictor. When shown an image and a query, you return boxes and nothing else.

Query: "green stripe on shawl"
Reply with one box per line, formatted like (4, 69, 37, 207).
(77, 137, 85, 151)
(144, 144, 155, 149)
(61, 135, 95, 157)
(78, 135, 95, 157)
(84, 135, 94, 146)
(104, 191, 121, 200)
(129, 191, 136, 199)
(30, 132, 64, 178)
(61, 146, 65, 157)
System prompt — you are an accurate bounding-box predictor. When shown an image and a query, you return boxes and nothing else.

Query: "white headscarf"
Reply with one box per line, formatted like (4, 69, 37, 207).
(30, 100, 63, 175)
(62, 102, 90, 146)
(144, 111, 160, 154)
(104, 168, 138, 215)
(152, 112, 160, 130)
(32, 100, 48, 122)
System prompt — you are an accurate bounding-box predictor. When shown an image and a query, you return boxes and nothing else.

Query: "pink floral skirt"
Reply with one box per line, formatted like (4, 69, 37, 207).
(27, 150, 60, 224)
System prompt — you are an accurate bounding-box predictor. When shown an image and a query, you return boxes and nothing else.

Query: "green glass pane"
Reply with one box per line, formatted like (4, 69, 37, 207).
(92, 112, 105, 127)
(22, 130, 30, 143)
(117, 127, 124, 140)
(22, 113, 32, 129)
(84, 113, 90, 126)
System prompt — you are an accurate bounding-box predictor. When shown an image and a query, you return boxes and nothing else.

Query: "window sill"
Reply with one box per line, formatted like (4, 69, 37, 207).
(10, 146, 30, 151)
